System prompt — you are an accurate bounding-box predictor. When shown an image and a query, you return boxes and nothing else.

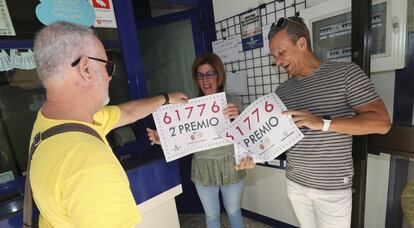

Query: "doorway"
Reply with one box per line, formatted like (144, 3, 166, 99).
(136, 7, 206, 214)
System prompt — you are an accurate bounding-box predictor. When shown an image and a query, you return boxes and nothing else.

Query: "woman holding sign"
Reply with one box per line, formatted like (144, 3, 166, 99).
(147, 52, 254, 228)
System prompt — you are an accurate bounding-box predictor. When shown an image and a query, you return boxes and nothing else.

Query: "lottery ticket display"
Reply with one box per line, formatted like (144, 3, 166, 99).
(153, 92, 231, 162)
(0, 0, 15, 36)
(218, 93, 304, 164)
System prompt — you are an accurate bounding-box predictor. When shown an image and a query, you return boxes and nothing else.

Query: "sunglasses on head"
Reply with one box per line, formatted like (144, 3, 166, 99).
(272, 17, 308, 30)
(71, 56, 116, 77)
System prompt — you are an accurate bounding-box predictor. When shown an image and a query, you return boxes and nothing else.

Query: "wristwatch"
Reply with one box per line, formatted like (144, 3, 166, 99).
(321, 115, 332, 132)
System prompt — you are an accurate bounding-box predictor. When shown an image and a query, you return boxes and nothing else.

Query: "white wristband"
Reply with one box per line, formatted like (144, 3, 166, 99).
(322, 118, 331, 131)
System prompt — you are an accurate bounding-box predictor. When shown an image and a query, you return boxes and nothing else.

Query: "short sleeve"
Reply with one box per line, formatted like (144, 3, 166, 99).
(344, 63, 379, 108)
(93, 106, 121, 135)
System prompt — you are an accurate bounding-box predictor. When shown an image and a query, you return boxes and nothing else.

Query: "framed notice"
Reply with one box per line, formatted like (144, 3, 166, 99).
(261, 23, 273, 55)
(153, 92, 231, 162)
(240, 8, 263, 51)
(212, 35, 239, 64)
(89, 0, 117, 28)
(219, 93, 303, 163)
(226, 71, 248, 96)
(0, 0, 16, 36)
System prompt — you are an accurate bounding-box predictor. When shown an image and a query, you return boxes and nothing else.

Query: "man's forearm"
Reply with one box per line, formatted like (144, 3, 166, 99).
(116, 95, 166, 127)
(327, 112, 391, 135)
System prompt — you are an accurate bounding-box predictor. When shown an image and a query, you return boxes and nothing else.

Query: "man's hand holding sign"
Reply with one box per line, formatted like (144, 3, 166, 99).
(149, 92, 303, 166)
(147, 92, 255, 170)
(218, 93, 304, 164)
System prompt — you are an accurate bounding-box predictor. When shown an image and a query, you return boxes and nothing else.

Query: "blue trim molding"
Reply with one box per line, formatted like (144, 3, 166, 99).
(0, 40, 33, 49)
(127, 158, 181, 204)
(113, 0, 147, 99)
(198, 0, 216, 52)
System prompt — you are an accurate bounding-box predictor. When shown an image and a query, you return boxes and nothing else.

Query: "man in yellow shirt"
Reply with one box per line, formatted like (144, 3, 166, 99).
(30, 21, 188, 228)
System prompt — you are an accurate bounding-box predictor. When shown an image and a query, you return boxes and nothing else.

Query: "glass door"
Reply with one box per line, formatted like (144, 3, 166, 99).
(137, 8, 204, 98)
(136, 7, 205, 214)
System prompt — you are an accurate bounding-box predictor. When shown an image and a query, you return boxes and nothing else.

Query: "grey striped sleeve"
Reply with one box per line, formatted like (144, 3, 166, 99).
(344, 63, 379, 108)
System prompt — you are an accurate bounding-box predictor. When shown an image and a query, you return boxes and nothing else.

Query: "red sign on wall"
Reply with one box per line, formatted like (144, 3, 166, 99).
(92, 0, 111, 9)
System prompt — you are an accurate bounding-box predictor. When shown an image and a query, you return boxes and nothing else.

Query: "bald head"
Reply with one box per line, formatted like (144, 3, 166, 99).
(34, 21, 97, 86)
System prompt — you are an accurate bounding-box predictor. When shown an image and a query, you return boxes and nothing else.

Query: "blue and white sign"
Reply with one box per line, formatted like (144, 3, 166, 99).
(36, 0, 96, 27)
(240, 8, 263, 51)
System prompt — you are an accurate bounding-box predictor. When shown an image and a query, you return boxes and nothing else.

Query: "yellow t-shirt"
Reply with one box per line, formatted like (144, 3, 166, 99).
(30, 106, 142, 228)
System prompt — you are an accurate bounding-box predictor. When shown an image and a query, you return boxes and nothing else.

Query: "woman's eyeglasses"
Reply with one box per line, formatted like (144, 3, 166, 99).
(71, 56, 116, 77)
(195, 71, 218, 80)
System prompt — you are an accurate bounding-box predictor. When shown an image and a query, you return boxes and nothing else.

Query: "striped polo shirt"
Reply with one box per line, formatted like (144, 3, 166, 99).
(276, 61, 379, 190)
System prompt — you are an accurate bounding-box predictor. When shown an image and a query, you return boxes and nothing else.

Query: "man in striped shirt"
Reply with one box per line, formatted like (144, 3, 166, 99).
(268, 16, 391, 228)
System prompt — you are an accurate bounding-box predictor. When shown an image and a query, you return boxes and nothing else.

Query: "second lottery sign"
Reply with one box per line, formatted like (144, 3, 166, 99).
(218, 93, 304, 163)
(153, 92, 231, 162)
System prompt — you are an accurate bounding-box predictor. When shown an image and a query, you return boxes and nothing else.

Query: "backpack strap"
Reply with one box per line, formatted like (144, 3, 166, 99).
(23, 123, 104, 228)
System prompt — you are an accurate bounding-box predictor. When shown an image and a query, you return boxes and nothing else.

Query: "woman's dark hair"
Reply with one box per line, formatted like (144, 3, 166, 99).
(191, 52, 226, 95)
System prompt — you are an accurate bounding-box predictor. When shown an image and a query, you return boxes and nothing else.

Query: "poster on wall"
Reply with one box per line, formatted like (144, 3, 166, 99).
(0, 0, 16, 36)
(261, 24, 273, 55)
(88, 0, 117, 28)
(212, 35, 239, 63)
(240, 8, 263, 51)
(226, 71, 248, 96)
(153, 92, 232, 162)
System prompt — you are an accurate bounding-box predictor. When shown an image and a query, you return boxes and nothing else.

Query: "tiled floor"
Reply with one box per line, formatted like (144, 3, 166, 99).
(179, 213, 273, 228)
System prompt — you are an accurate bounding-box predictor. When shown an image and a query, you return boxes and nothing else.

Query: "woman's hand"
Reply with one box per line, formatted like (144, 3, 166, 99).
(146, 128, 161, 145)
(234, 156, 255, 171)
(223, 103, 240, 119)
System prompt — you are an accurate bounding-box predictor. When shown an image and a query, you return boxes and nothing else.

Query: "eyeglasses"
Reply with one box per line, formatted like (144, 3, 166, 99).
(71, 56, 116, 77)
(272, 17, 308, 30)
(195, 71, 217, 80)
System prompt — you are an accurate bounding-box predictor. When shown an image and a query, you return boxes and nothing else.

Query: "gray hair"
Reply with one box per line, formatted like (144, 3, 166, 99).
(267, 16, 312, 51)
(33, 21, 97, 84)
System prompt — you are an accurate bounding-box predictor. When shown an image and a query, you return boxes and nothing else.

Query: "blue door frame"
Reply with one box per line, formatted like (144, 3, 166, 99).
(134, 6, 207, 214)
(113, 1, 205, 146)
(114, 1, 211, 101)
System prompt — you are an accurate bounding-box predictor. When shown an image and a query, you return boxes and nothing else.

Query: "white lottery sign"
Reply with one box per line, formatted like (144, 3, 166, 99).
(219, 93, 304, 163)
(153, 92, 231, 162)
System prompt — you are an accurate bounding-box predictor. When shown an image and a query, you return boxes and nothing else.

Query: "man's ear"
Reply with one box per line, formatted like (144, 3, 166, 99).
(297, 37, 308, 50)
(79, 56, 92, 81)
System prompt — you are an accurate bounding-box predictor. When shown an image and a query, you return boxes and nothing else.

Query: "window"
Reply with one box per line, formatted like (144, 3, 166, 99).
(0, 1, 132, 183)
